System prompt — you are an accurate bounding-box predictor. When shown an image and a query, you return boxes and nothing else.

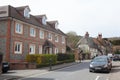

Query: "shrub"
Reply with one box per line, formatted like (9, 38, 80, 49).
(26, 53, 75, 68)
(26, 54, 57, 66)
(26, 54, 37, 63)
(57, 53, 74, 61)
(114, 50, 120, 54)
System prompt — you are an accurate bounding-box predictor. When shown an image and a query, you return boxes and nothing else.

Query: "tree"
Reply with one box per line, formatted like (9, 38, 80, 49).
(111, 40, 120, 45)
(66, 31, 77, 36)
(114, 49, 120, 54)
(66, 31, 82, 50)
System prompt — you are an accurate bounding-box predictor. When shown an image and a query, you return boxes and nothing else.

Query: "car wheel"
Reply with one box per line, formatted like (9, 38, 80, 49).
(106, 69, 110, 73)
(89, 69, 93, 72)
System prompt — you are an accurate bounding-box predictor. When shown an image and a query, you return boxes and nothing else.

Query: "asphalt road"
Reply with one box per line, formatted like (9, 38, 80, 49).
(21, 61, 111, 80)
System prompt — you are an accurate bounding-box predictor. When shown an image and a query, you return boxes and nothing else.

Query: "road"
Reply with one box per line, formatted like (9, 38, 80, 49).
(21, 61, 111, 80)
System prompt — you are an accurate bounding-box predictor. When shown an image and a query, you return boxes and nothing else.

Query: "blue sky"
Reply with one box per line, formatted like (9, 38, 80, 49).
(0, 0, 120, 38)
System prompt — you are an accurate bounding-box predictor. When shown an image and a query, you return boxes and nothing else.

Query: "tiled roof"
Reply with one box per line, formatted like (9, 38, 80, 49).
(34, 14, 47, 20)
(6, 5, 66, 36)
(77, 37, 98, 49)
(15, 6, 30, 11)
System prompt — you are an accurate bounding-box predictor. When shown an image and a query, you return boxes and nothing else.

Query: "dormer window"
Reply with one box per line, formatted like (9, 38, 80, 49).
(24, 7, 30, 18)
(55, 22, 58, 29)
(42, 16, 46, 25)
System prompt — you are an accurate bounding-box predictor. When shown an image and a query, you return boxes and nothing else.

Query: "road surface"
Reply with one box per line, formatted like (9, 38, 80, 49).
(21, 61, 111, 80)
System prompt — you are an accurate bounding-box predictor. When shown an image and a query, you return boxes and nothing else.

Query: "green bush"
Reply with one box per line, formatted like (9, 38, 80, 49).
(57, 53, 74, 61)
(26, 54, 57, 66)
(26, 53, 75, 68)
(114, 50, 120, 54)
(26, 54, 37, 63)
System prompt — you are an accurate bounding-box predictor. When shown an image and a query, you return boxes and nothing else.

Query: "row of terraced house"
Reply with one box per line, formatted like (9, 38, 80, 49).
(0, 5, 67, 69)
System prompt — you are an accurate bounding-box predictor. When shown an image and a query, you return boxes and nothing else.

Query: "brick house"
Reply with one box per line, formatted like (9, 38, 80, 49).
(0, 5, 66, 69)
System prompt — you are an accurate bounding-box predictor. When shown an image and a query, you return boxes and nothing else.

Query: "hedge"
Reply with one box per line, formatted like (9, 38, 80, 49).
(26, 53, 75, 68)
(57, 53, 74, 61)
(26, 54, 57, 65)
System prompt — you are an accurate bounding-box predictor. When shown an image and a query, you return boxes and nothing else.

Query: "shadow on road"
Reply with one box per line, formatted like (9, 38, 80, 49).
(112, 65, 120, 68)
(3, 71, 16, 74)
(22, 78, 55, 80)
(0, 75, 22, 80)
(55, 61, 90, 72)
(111, 65, 120, 73)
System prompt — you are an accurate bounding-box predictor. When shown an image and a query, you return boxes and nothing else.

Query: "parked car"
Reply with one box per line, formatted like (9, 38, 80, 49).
(2, 62, 10, 73)
(113, 54, 120, 61)
(89, 55, 112, 73)
(108, 53, 113, 59)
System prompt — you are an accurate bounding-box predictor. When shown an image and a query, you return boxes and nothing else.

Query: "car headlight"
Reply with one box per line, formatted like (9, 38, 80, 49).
(104, 64, 108, 68)
(90, 64, 93, 67)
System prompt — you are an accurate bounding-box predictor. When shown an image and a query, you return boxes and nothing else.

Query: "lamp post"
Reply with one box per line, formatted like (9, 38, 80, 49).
(49, 58, 52, 71)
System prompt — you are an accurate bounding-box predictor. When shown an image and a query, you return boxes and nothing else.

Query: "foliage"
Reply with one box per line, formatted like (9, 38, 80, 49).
(26, 54, 57, 65)
(26, 53, 75, 68)
(66, 31, 77, 36)
(66, 45, 72, 52)
(66, 31, 82, 49)
(57, 53, 74, 61)
(114, 49, 120, 54)
(111, 40, 120, 45)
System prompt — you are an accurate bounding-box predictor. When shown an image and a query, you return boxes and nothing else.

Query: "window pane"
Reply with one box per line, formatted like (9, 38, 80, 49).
(15, 44, 17, 51)
(40, 31, 44, 39)
(30, 47, 31, 52)
(30, 28, 35, 37)
(29, 44, 35, 54)
(18, 44, 20, 52)
(14, 42, 22, 54)
(15, 23, 23, 34)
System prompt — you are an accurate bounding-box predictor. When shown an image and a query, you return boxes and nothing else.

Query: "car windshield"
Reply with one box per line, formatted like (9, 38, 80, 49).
(92, 57, 107, 62)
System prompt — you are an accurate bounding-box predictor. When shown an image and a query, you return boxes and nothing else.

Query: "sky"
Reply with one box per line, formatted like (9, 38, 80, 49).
(0, 0, 120, 38)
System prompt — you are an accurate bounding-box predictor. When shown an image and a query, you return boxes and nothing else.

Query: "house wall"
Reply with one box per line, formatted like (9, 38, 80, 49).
(0, 20, 8, 61)
(0, 19, 66, 63)
(0, 5, 66, 69)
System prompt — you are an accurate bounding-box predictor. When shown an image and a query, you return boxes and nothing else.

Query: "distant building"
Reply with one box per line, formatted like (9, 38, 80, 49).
(0, 5, 66, 69)
(77, 32, 112, 59)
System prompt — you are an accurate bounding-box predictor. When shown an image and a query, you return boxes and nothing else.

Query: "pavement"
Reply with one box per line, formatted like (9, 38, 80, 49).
(0, 62, 79, 80)
(109, 61, 120, 80)
(0, 60, 120, 80)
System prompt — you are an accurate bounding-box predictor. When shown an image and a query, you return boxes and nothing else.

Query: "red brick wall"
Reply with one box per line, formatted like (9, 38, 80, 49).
(10, 62, 36, 70)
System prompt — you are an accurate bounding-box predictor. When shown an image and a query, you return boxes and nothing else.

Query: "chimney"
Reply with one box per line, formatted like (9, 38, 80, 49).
(85, 32, 89, 38)
(98, 33, 102, 40)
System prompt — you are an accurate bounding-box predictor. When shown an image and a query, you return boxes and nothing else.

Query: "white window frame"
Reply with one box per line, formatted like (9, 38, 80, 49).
(15, 22, 23, 34)
(55, 35, 59, 42)
(48, 33, 52, 40)
(40, 30, 44, 39)
(29, 44, 35, 54)
(30, 27, 36, 37)
(42, 16, 46, 25)
(55, 22, 58, 29)
(24, 7, 30, 18)
(62, 36, 65, 44)
(39, 45, 42, 54)
(14, 42, 22, 54)
(55, 48, 59, 54)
